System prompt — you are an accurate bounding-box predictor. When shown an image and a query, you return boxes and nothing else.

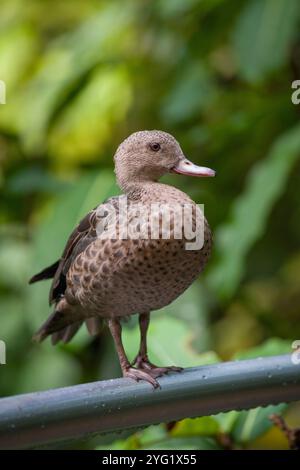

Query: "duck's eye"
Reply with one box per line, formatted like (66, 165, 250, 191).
(149, 142, 161, 152)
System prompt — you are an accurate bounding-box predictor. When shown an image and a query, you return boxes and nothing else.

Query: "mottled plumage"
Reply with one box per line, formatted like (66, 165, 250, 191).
(30, 130, 215, 387)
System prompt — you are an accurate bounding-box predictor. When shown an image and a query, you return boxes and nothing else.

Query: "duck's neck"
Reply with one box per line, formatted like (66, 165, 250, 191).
(124, 180, 191, 204)
(123, 181, 161, 199)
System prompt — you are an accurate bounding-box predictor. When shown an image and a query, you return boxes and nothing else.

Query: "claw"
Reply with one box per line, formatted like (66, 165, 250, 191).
(123, 366, 160, 388)
(131, 355, 183, 379)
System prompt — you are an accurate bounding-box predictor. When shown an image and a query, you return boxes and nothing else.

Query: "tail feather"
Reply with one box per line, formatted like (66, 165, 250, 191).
(85, 317, 103, 336)
(33, 311, 62, 343)
(50, 317, 103, 344)
(51, 321, 83, 345)
(33, 306, 103, 344)
(33, 296, 103, 344)
(33, 303, 76, 343)
(29, 260, 60, 284)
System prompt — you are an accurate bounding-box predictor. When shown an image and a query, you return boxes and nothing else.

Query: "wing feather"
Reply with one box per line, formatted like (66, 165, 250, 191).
(30, 195, 121, 306)
(48, 208, 98, 304)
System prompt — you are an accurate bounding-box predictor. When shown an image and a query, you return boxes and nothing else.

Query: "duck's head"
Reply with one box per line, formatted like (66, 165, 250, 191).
(114, 130, 215, 192)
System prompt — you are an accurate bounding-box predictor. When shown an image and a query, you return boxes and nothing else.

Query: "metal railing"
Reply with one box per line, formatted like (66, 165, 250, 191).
(0, 354, 299, 449)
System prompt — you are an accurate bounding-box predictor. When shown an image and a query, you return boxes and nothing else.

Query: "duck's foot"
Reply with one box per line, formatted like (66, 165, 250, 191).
(132, 355, 183, 379)
(123, 366, 160, 388)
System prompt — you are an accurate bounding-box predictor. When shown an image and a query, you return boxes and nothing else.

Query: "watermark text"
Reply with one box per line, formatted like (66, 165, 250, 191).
(0, 340, 6, 365)
(291, 340, 300, 365)
(95, 198, 206, 250)
(0, 80, 6, 104)
(291, 80, 300, 105)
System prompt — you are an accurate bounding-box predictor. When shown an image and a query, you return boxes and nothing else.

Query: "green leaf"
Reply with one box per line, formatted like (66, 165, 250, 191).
(19, 4, 135, 153)
(234, 338, 292, 360)
(0, 24, 38, 132)
(97, 426, 167, 451)
(97, 434, 219, 451)
(161, 63, 217, 124)
(48, 65, 132, 164)
(232, 404, 287, 444)
(97, 419, 221, 450)
(213, 411, 240, 434)
(138, 425, 168, 446)
(232, 0, 300, 82)
(0, 24, 37, 90)
(171, 416, 220, 437)
(7, 167, 68, 195)
(97, 434, 140, 451)
(208, 123, 300, 299)
(145, 436, 219, 450)
(157, 0, 203, 18)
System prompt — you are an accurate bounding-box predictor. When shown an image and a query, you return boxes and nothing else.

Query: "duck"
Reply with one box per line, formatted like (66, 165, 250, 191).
(30, 130, 215, 388)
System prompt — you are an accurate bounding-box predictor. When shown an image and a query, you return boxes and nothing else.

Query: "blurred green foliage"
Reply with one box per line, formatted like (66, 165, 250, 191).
(0, 0, 300, 450)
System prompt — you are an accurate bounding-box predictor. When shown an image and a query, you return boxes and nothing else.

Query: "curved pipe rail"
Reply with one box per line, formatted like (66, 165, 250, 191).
(0, 354, 299, 449)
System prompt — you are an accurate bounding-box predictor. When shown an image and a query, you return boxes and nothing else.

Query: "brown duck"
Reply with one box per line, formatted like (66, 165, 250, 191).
(30, 130, 215, 387)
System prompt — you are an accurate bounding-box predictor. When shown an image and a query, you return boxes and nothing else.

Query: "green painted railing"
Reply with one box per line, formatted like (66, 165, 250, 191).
(0, 354, 299, 449)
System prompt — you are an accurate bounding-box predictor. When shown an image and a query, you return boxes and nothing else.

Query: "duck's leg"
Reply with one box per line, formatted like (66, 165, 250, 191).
(107, 317, 159, 388)
(132, 312, 183, 378)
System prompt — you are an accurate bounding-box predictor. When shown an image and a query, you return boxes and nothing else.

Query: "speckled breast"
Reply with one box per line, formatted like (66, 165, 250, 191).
(66, 192, 212, 318)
